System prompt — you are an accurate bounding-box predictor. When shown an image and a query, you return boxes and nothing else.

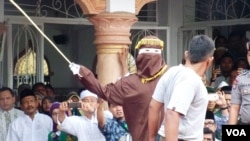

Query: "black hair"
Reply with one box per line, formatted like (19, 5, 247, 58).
(19, 88, 36, 104)
(229, 30, 244, 40)
(215, 35, 228, 48)
(219, 52, 234, 65)
(45, 84, 55, 91)
(188, 35, 215, 64)
(203, 127, 215, 141)
(32, 82, 46, 92)
(0, 87, 15, 97)
(41, 96, 55, 104)
(205, 110, 215, 120)
(233, 57, 249, 70)
(220, 86, 232, 94)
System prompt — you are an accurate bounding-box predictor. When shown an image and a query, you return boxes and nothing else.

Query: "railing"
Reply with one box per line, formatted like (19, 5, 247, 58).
(184, 0, 250, 23)
(4, 0, 157, 22)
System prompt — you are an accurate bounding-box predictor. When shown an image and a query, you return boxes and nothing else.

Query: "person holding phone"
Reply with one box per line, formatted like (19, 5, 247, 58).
(57, 90, 106, 141)
(209, 53, 234, 89)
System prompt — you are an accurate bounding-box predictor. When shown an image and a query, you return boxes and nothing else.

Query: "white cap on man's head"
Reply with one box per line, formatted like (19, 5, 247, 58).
(80, 90, 98, 100)
(217, 81, 229, 90)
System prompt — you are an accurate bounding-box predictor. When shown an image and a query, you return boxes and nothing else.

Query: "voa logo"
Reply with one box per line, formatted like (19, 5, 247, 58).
(226, 129, 246, 136)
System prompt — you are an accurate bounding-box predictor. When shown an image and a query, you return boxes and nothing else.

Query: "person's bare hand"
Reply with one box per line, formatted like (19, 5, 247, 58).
(216, 91, 227, 107)
(81, 102, 95, 113)
(118, 47, 129, 76)
(59, 101, 70, 112)
(211, 68, 221, 80)
(237, 68, 243, 75)
(97, 98, 105, 105)
(118, 47, 128, 66)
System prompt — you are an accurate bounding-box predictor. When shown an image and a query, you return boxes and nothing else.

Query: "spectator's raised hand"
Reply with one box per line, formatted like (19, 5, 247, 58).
(59, 101, 70, 112)
(211, 67, 221, 81)
(118, 47, 129, 76)
(81, 101, 95, 113)
(216, 90, 227, 108)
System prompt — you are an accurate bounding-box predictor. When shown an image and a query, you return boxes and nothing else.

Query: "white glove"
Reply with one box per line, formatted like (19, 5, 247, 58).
(69, 62, 81, 75)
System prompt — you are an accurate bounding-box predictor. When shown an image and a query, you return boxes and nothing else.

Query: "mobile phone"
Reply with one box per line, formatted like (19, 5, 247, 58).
(208, 94, 219, 101)
(68, 102, 81, 108)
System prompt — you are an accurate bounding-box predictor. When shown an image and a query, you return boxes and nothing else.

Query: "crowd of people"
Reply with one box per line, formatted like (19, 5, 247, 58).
(0, 33, 249, 141)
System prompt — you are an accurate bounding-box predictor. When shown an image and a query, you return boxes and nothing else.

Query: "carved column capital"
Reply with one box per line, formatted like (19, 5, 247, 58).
(89, 12, 138, 54)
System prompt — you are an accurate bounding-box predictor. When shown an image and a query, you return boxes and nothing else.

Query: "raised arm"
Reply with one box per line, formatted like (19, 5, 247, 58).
(69, 63, 126, 105)
(97, 98, 107, 128)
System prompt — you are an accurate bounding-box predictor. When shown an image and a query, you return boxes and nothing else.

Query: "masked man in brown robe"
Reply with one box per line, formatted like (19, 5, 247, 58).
(69, 36, 167, 141)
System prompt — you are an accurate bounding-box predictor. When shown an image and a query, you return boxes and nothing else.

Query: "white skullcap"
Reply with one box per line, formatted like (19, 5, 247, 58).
(80, 90, 98, 99)
(217, 81, 229, 90)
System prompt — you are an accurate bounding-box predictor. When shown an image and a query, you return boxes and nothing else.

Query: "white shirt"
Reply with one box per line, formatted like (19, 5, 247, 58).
(6, 112, 53, 141)
(153, 64, 208, 141)
(0, 108, 23, 141)
(60, 115, 106, 141)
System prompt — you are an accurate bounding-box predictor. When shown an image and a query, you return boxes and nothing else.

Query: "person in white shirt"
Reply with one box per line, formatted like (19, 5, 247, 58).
(0, 87, 24, 141)
(6, 88, 53, 141)
(58, 90, 106, 141)
(149, 35, 215, 141)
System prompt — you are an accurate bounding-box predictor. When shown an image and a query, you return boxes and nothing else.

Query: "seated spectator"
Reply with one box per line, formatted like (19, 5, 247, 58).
(203, 127, 215, 141)
(97, 98, 131, 141)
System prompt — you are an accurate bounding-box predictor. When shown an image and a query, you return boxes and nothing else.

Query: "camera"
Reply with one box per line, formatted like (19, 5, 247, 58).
(68, 102, 81, 108)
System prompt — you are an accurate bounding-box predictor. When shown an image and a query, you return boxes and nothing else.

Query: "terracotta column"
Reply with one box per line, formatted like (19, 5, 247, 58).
(89, 12, 137, 84)
(75, 0, 155, 84)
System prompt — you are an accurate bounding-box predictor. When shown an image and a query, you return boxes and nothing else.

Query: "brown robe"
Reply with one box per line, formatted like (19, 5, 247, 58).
(78, 67, 164, 141)
(78, 48, 166, 141)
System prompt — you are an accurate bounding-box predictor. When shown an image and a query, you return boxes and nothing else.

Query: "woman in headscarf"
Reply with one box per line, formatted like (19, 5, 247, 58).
(48, 102, 77, 141)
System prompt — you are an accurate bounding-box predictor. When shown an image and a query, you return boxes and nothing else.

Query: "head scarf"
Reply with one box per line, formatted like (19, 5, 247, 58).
(50, 102, 60, 132)
(135, 36, 167, 83)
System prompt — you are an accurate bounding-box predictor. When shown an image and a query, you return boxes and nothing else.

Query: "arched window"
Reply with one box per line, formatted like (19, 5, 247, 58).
(13, 47, 50, 88)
